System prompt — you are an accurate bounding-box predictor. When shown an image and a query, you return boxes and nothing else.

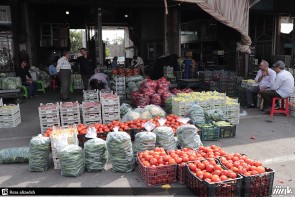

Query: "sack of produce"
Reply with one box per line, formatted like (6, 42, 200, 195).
(164, 96, 174, 113)
(84, 135, 107, 172)
(126, 75, 144, 83)
(144, 104, 166, 118)
(140, 79, 157, 90)
(205, 109, 225, 121)
(0, 147, 29, 164)
(131, 91, 150, 107)
(120, 103, 132, 118)
(150, 94, 162, 106)
(161, 92, 173, 106)
(122, 109, 141, 122)
(186, 104, 206, 124)
(153, 118, 177, 150)
(1, 77, 18, 90)
(136, 81, 143, 88)
(29, 135, 51, 172)
(106, 127, 135, 173)
(140, 109, 152, 120)
(133, 121, 156, 156)
(59, 145, 85, 177)
(157, 77, 170, 93)
(176, 117, 203, 149)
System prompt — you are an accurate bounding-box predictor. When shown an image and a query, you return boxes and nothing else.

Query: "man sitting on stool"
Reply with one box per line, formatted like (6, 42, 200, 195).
(244, 60, 276, 109)
(260, 61, 294, 111)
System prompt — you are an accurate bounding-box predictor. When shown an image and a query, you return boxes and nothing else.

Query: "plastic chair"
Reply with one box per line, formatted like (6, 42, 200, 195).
(50, 79, 58, 90)
(270, 97, 289, 118)
(21, 85, 28, 98)
(35, 80, 46, 93)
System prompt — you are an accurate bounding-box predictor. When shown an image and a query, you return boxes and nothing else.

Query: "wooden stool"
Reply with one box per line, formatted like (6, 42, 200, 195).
(270, 97, 289, 118)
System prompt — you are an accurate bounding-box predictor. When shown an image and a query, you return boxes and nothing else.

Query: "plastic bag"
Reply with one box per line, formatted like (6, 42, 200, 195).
(205, 109, 224, 121)
(127, 81, 137, 90)
(144, 104, 166, 118)
(1, 77, 18, 90)
(136, 81, 143, 88)
(58, 145, 85, 177)
(140, 110, 153, 120)
(120, 103, 132, 118)
(186, 104, 206, 124)
(140, 79, 157, 90)
(126, 75, 144, 83)
(122, 110, 141, 122)
(131, 91, 151, 107)
(106, 127, 135, 173)
(29, 135, 51, 172)
(153, 118, 177, 150)
(84, 138, 107, 172)
(133, 121, 156, 156)
(164, 96, 174, 113)
(161, 92, 173, 106)
(176, 117, 203, 149)
(150, 94, 162, 106)
(0, 147, 29, 164)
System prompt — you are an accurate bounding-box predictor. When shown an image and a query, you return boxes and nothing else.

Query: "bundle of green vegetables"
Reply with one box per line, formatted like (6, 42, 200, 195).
(84, 138, 107, 172)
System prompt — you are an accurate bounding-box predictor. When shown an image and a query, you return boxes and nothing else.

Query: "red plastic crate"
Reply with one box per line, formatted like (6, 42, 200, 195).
(186, 162, 243, 197)
(137, 154, 177, 186)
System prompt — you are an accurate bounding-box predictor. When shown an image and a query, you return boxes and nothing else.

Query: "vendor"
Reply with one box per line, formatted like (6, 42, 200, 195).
(17, 60, 38, 99)
(88, 68, 109, 90)
(131, 54, 145, 77)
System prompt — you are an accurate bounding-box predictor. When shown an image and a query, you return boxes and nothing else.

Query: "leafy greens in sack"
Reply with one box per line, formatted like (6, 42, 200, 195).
(120, 103, 132, 118)
(176, 117, 203, 149)
(126, 75, 144, 83)
(106, 127, 134, 173)
(133, 121, 156, 156)
(0, 147, 29, 164)
(121, 110, 141, 122)
(153, 118, 177, 151)
(29, 135, 51, 172)
(58, 145, 85, 177)
(84, 138, 107, 172)
(205, 109, 224, 121)
(144, 104, 166, 118)
(186, 104, 206, 124)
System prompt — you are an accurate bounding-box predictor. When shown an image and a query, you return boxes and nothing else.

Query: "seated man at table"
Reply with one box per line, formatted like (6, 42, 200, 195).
(17, 60, 38, 98)
(244, 60, 276, 109)
(260, 60, 294, 111)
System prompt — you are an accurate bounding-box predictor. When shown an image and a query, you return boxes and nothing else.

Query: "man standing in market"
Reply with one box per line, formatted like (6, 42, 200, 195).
(77, 47, 95, 90)
(244, 60, 276, 109)
(260, 60, 294, 111)
(17, 60, 38, 99)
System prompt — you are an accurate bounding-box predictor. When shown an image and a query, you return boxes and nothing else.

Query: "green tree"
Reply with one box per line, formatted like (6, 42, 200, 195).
(105, 47, 111, 57)
(70, 30, 83, 53)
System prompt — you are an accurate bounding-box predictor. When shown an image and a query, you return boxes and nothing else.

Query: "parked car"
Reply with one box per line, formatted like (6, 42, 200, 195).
(117, 56, 125, 65)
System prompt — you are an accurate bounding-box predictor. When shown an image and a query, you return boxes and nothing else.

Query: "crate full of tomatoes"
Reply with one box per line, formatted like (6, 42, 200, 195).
(167, 148, 205, 184)
(137, 147, 177, 186)
(186, 158, 243, 197)
(218, 153, 274, 197)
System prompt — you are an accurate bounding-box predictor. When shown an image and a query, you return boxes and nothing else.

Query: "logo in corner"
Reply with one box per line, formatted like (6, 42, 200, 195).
(1, 189, 8, 196)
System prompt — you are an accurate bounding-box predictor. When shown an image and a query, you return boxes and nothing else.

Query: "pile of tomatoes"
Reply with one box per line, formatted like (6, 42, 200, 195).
(167, 148, 204, 166)
(219, 153, 266, 176)
(197, 145, 228, 159)
(188, 158, 238, 183)
(138, 147, 177, 167)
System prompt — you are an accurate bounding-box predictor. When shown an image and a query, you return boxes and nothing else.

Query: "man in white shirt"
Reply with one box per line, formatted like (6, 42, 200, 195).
(131, 54, 145, 76)
(261, 60, 294, 110)
(57, 50, 72, 101)
(244, 60, 276, 108)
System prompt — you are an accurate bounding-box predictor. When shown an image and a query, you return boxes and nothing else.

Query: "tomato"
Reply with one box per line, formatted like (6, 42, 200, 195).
(163, 155, 170, 162)
(203, 172, 212, 179)
(256, 166, 265, 174)
(197, 163, 205, 170)
(212, 170, 221, 176)
(188, 163, 197, 171)
(175, 157, 183, 164)
(220, 175, 228, 181)
(211, 175, 221, 182)
(254, 161, 262, 167)
(228, 171, 237, 179)
(150, 158, 158, 166)
(206, 164, 214, 173)
(168, 158, 176, 165)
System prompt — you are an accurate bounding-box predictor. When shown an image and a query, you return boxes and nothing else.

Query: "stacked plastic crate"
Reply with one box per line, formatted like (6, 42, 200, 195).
(0, 104, 21, 128)
(59, 101, 81, 126)
(172, 98, 195, 117)
(72, 74, 84, 90)
(210, 93, 226, 115)
(83, 89, 99, 101)
(164, 66, 173, 76)
(225, 98, 240, 125)
(112, 76, 126, 99)
(100, 93, 120, 124)
(0, 98, 3, 106)
(38, 103, 60, 134)
(289, 91, 295, 117)
(81, 101, 102, 126)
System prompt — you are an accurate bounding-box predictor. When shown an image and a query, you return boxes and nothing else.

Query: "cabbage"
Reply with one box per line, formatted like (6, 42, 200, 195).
(144, 105, 166, 118)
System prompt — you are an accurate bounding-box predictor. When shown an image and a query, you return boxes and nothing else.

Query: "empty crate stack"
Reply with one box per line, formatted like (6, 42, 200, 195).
(112, 76, 126, 99)
(81, 101, 102, 126)
(100, 93, 120, 124)
(226, 98, 240, 125)
(38, 103, 60, 134)
(83, 89, 99, 101)
(0, 104, 21, 128)
(59, 101, 81, 126)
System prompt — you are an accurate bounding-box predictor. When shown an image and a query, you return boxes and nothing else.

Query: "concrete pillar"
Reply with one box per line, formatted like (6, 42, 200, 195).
(168, 7, 180, 56)
(23, 2, 33, 66)
(95, 8, 103, 65)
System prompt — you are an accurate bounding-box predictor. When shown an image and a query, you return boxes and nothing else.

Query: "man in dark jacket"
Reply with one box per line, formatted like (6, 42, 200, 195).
(17, 60, 38, 98)
(77, 48, 95, 90)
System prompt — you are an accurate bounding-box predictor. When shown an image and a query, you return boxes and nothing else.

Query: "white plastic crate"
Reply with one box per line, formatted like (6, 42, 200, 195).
(226, 103, 240, 111)
(102, 111, 120, 119)
(227, 117, 239, 125)
(82, 101, 101, 113)
(0, 110, 20, 121)
(83, 113, 101, 122)
(41, 123, 60, 134)
(83, 90, 99, 101)
(103, 117, 119, 124)
(84, 120, 102, 126)
(0, 117, 21, 128)
(0, 104, 20, 115)
(59, 102, 80, 114)
(100, 97, 120, 106)
(39, 103, 60, 116)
